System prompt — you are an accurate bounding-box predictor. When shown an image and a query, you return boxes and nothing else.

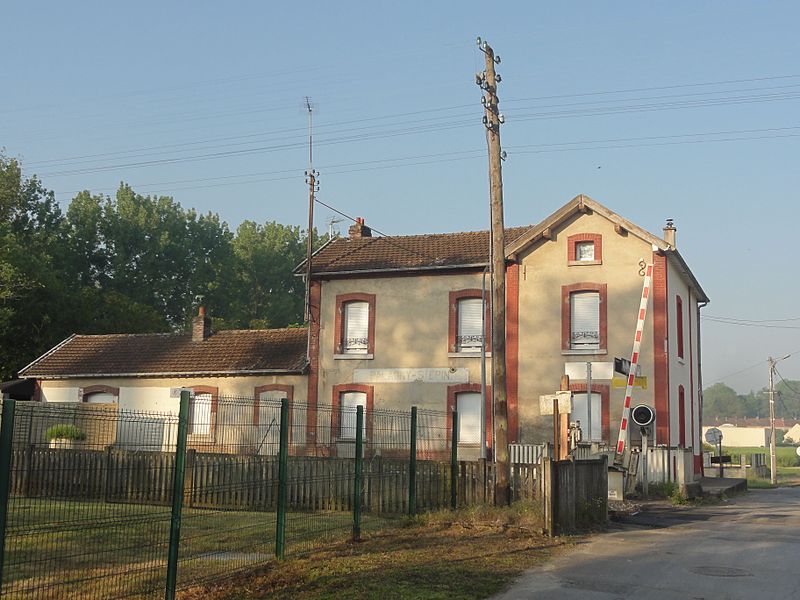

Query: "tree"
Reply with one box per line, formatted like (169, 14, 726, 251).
(0, 155, 70, 379)
(702, 383, 744, 420)
(225, 221, 323, 329)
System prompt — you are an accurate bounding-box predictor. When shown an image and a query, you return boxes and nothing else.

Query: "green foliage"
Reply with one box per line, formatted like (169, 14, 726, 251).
(703, 381, 800, 421)
(649, 481, 686, 504)
(45, 424, 86, 441)
(0, 153, 325, 379)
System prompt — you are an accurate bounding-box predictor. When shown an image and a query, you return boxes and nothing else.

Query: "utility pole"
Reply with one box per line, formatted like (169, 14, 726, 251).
(768, 356, 777, 485)
(476, 37, 509, 505)
(304, 97, 319, 330)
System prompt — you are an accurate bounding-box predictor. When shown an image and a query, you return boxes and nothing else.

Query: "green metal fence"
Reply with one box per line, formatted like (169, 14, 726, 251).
(0, 395, 533, 598)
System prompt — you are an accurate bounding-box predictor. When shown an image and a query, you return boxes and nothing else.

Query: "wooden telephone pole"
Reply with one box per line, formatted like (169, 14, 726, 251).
(768, 357, 777, 485)
(304, 97, 319, 328)
(476, 37, 510, 505)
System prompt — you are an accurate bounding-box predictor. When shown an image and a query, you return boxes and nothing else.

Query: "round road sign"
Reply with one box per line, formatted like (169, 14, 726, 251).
(795, 446, 800, 457)
(631, 404, 655, 427)
(705, 427, 723, 444)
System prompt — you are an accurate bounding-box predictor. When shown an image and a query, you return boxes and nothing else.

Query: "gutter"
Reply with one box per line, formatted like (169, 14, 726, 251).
(28, 367, 307, 380)
(306, 262, 494, 278)
(696, 299, 709, 472)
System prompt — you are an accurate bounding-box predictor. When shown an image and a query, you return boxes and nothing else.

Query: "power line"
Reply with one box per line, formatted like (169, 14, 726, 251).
(775, 368, 800, 396)
(504, 74, 800, 104)
(701, 317, 800, 330)
(702, 313, 800, 323)
(708, 359, 766, 385)
(24, 76, 800, 171)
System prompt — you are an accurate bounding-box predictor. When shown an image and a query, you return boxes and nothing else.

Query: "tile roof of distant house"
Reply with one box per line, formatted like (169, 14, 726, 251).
(19, 328, 308, 379)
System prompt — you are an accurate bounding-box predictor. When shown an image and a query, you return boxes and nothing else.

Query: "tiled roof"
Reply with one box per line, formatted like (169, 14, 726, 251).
(306, 226, 532, 274)
(20, 328, 308, 378)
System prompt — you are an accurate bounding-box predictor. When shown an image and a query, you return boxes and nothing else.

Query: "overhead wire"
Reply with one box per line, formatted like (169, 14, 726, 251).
(25, 76, 800, 174)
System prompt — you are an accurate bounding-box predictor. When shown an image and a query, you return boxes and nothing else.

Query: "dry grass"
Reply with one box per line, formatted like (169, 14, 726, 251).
(178, 504, 571, 600)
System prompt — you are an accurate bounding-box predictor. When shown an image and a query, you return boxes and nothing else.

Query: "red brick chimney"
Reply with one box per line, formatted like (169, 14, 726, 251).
(192, 306, 212, 342)
(348, 217, 372, 238)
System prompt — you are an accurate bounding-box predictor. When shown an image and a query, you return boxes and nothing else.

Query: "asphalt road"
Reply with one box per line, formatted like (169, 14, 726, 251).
(493, 487, 800, 600)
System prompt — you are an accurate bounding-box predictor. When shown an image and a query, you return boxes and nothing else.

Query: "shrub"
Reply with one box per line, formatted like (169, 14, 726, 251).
(45, 424, 86, 441)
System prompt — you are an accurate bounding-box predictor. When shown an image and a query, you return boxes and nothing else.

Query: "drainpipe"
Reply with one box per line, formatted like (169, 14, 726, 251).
(697, 299, 709, 474)
(481, 267, 489, 460)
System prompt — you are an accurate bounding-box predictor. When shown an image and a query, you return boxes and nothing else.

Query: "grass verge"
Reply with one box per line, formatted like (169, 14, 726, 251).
(179, 504, 570, 600)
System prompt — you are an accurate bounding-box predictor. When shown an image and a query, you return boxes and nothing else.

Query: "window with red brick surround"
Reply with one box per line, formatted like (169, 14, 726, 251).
(334, 293, 376, 356)
(569, 383, 610, 443)
(567, 233, 602, 265)
(331, 384, 374, 441)
(676, 295, 684, 359)
(188, 385, 218, 438)
(448, 290, 490, 353)
(446, 383, 493, 449)
(254, 384, 293, 433)
(561, 283, 607, 351)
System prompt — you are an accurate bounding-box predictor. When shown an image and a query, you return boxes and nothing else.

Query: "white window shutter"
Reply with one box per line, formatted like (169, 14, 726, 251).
(457, 298, 483, 351)
(344, 301, 369, 353)
(456, 392, 482, 445)
(189, 393, 212, 435)
(570, 292, 600, 348)
(256, 391, 286, 452)
(340, 391, 367, 439)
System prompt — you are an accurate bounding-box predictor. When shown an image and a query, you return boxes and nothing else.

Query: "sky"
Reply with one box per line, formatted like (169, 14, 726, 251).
(2, 1, 799, 393)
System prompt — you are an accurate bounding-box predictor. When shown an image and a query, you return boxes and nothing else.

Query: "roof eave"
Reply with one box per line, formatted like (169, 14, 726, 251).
(18, 334, 78, 377)
(310, 262, 492, 278)
(293, 236, 340, 275)
(665, 249, 710, 303)
(29, 367, 307, 380)
(506, 194, 671, 259)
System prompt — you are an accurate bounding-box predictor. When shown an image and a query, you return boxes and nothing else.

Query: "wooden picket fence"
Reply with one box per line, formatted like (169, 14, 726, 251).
(9, 446, 539, 513)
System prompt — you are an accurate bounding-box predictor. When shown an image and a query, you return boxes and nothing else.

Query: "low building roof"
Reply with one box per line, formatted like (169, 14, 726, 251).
(19, 328, 308, 379)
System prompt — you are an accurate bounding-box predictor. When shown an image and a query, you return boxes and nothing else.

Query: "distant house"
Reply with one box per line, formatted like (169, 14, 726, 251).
(785, 423, 800, 444)
(18, 309, 308, 453)
(702, 425, 770, 448)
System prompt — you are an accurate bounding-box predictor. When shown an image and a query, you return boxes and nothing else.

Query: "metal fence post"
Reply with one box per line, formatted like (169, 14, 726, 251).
(275, 398, 289, 559)
(450, 410, 458, 510)
(0, 399, 17, 593)
(165, 391, 190, 600)
(408, 406, 417, 516)
(353, 405, 364, 542)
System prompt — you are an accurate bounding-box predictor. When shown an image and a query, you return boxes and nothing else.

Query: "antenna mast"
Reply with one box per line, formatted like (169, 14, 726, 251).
(304, 97, 319, 327)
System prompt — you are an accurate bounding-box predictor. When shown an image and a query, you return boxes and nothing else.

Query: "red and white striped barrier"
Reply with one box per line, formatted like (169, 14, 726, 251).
(614, 263, 653, 460)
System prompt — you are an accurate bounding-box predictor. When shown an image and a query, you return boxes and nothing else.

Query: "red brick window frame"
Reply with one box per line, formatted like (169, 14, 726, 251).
(676, 295, 685, 359)
(678, 385, 686, 447)
(561, 283, 608, 351)
(254, 383, 293, 427)
(80, 384, 119, 402)
(448, 290, 491, 353)
(331, 384, 374, 442)
(334, 293, 376, 356)
(569, 383, 610, 443)
(188, 385, 218, 439)
(447, 383, 493, 449)
(567, 233, 603, 265)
